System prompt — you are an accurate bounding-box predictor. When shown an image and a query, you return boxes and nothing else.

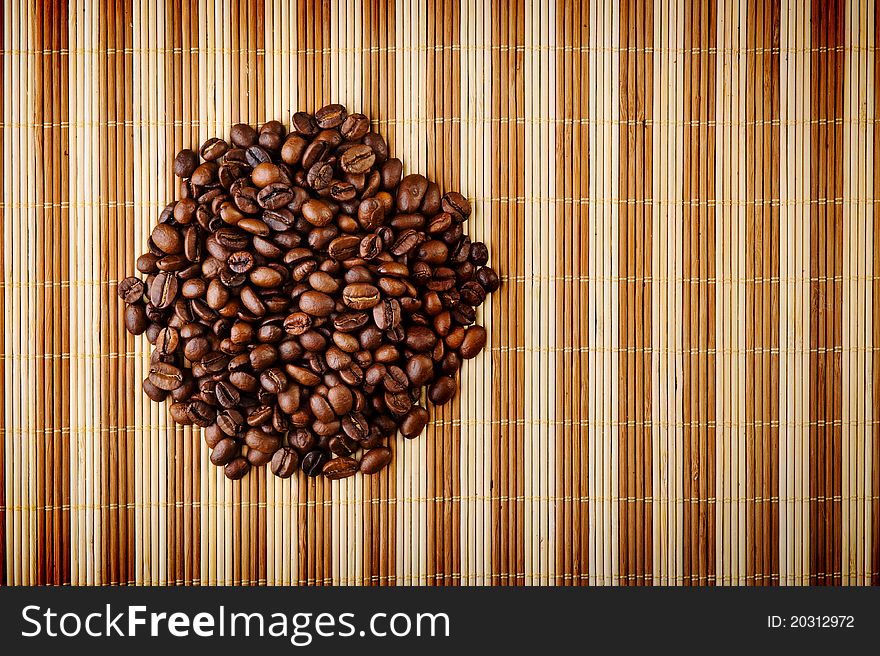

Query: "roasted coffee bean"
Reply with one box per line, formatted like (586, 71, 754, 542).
(224, 457, 250, 480)
(211, 438, 239, 466)
(476, 266, 501, 292)
(281, 134, 308, 165)
(360, 447, 392, 474)
(230, 122, 258, 147)
(124, 304, 148, 335)
(173, 149, 200, 178)
(118, 276, 146, 304)
(187, 400, 216, 427)
(315, 103, 347, 128)
(460, 325, 487, 359)
(149, 272, 179, 309)
(342, 283, 380, 310)
(340, 144, 375, 174)
(270, 447, 299, 478)
(148, 362, 184, 391)
(200, 137, 228, 161)
(299, 290, 335, 317)
(259, 367, 288, 394)
(401, 405, 430, 438)
(322, 456, 358, 480)
(428, 376, 456, 406)
(301, 449, 329, 477)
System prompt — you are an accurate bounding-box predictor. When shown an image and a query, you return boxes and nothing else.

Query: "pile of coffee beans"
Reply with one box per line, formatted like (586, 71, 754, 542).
(118, 105, 499, 481)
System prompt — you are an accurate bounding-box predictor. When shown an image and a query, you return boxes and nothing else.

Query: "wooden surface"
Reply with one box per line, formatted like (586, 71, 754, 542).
(0, 0, 878, 586)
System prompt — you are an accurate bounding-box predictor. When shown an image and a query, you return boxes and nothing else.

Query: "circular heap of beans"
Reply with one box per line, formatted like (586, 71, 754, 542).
(118, 104, 499, 481)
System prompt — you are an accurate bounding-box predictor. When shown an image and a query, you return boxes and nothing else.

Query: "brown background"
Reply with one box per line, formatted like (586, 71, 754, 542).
(0, 0, 878, 585)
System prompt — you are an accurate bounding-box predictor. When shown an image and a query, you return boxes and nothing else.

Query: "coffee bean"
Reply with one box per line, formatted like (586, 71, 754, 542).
(301, 449, 329, 477)
(211, 438, 239, 466)
(360, 447, 392, 474)
(315, 103, 347, 128)
(342, 283, 380, 310)
(301, 199, 334, 227)
(340, 144, 376, 174)
(149, 272, 179, 309)
(224, 457, 250, 480)
(270, 447, 299, 478)
(340, 113, 370, 141)
(173, 149, 199, 178)
(124, 303, 148, 335)
(118, 276, 146, 304)
(460, 325, 487, 359)
(299, 290, 335, 317)
(230, 122, 258, 147)
(148, 362, 184, 391)
(142, 376, 167, 402)
(401, 405, 430, 438)
(322, 456, 359, 480)
(200, 137, 229, 161)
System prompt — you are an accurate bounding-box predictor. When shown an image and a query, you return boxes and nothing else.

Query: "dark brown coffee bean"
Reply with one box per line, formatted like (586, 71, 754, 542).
(299, 290, 335, 317)
(260, 367, 288, 394)
(476, 266, 501, 293)
(334, 311, 369, 333)
(118, 276, 146, 304)
(360, 447, 392, 474)
(342, 283, 380, 310)
(270, 447, 299, 478)
(149, 272, 179, 309)
(307, 161, 334, 191)
(173, 149, 200, 178)
(301, 199, 334, 227)
(257, 183, 294, 210)
(357, 197, 385, 230)
(469, 241, 490, 265)
(372, 298, 402, 330)
(405, 326, 438, 352)
(187, 400, 216, 427)
(401, 405, 430, 438)
(405, 354, 434, 386)
(245, 428, 280, 453)
(169, 402, 192, 425)
(142, 377, 168, 402)
(302, 449, 329, 476)
(396, 174, 428, 212)
(340, 143, 375, 174)
(340, 113, 370, 140)
(416, 239, 449, 265)
(249, 266, 283, 288)
(322, 456, 358, 480)
(441, 191, 472, 219)
(327, 384, 353, 415)
(211, 438, 239, 466)
(286, 364, 321, 386)
(200, 137, 228, 161)
(328, 235, 361, 260)
(148, 362, 184, 391)
(337, 412, 366, 442)
(230, 123, 258, 147)
(460, 325, 487, 359)
(315, 103, 347, 128)
(428, 376, 456, 406)
(124, 303, 148, 335)
(460, 280, 487, 306)
(224, 457, 250, 480)
(281, 134, 307, 164)
(379, 158, 403, 190)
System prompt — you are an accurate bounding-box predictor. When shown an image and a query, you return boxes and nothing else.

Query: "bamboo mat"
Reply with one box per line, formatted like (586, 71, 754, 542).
(0, 0, 877, 587)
